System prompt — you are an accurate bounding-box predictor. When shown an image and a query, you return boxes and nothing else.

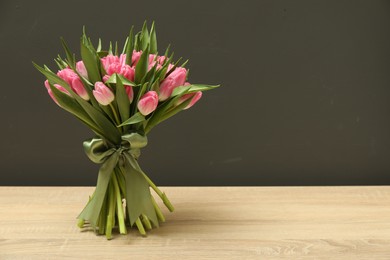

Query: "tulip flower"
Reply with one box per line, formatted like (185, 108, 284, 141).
(57, 68, 89, 100)
(125, 86, 134, 103)
(159, 67, 187, 101)
(138, 91, 158, 116)
(93, 82, 115, 106)
(44, 80, 70, 106)
(71, 78, 89, 100)
(179, 91, 202, 110)
(101, 54, 135, 82)
(101, 55, 120, 70)
(76, 61, 88, 79)
(131, 51, 142, 66)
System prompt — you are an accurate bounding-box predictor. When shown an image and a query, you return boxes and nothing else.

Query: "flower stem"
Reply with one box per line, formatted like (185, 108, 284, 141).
(109, 103, 122, 130)
(105, 181, 116, 240)
(141, 214, 152, 230)
(135, 217, 146, 236)
(98, 195, 108, 235)
(141, 171, 174, 212)
(151, 196, 165, 222)
(112, 172, 127, 234)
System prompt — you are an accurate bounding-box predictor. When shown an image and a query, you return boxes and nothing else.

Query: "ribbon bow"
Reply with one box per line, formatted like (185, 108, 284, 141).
(77, 133, 158, 227)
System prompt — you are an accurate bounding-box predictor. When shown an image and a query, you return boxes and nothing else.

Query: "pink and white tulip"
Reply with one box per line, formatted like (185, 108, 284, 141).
(125, 86, 134, 103)
(137, 91, 158, 116)
(57, 68, 89, 100)
(44, 80, 70, 105)
(101, 54, 135, 82)
(76, 61, 88, 79)
(93, 82, 115, 106)
(159, 67, 187, 101)
(177, 91, 202, 110)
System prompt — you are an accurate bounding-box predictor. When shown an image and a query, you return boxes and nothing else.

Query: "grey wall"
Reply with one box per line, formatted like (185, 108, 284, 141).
(1, 0, 390, 186)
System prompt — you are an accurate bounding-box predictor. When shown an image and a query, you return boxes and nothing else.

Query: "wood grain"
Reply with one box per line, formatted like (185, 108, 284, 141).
(1, 186, 390, 259)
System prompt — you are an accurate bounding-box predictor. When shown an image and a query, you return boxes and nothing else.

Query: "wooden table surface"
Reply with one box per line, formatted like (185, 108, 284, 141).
(1, 186, 390, 259)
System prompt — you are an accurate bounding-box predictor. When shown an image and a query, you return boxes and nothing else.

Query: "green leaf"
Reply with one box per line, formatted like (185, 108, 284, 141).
(60, 37, 75, 67)
(172, 84, 220, 96)
(97, 51, 109, 58)
(108, 41, 113, 55)
(125, 26, 134, 65)
(122, 37, 128, 55)
(140, 21, 149, 51)
(181, 59, 189, 68)
(81, 38, 101, 83)
(134, 32, 141, 51)
(144, 86, 191, 132)
(170, 85, 192, 97)
(97, 38, 102, 52)
(48, 82, 103, 136)
(134, 44, 149, 84)
(149, 21, 157, 54)
(115, 74, 131, 125)
(33, 62, 121, 145)
(104, 74, 138, 87)
(143, 62, 157, 85)
(164, 44, 170, 57)
(117, 112, 145, 127)
(33, 62, 71, 89)
(145, 94, 194, 134)
(114, 41, 118, 56)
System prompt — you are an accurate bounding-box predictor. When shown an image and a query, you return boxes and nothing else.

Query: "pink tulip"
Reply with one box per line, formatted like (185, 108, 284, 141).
(137, 91, 158, 116)
(159, 67, 187, 101)
(44, 80, 70, 105)
(105, 63, 135, 81)
(93, 82, 114, 106)
(76, 61, 88, 79)
(119, 54, 127, 66)
(101, 55, 120, 70)
(71, 78, 89, 100)
(132, 51, 142, 66)
(101, 54, 135, 82)
(125, 86, 134, 103)
(177, 91, 203, 110)
(57, 68, 89, 100)
(157, 55, 166, 65)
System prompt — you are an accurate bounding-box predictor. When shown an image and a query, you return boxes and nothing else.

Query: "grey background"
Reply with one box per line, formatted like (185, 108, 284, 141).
(1, 0, 390, 186)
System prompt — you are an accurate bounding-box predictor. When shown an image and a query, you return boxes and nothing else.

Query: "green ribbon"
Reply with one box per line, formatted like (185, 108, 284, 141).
(77, 133, 158, 228)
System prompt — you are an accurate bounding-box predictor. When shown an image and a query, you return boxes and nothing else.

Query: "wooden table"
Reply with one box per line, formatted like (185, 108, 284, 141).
(1, 187, 390, 259)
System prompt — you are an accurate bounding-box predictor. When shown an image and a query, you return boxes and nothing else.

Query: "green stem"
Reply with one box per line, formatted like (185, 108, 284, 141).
(141, 214, 152, 230)
(77, 218, 85, 228)
(109, 103, 122, 131)
(105, 181, 116, 240)
(135, 217, 146, 236)
(98, 194, 108, 235)
(112, 172, 127, 234)
(140, 170, 174, 212)
(151, 196, 165, 222)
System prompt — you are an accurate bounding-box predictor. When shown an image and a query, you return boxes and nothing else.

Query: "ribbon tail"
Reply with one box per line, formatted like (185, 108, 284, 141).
(123, 153, 158, 227)
(77, 152, 119, 227)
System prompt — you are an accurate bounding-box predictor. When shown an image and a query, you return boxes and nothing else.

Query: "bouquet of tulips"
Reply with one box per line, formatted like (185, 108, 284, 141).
(33, 22, 219, 239)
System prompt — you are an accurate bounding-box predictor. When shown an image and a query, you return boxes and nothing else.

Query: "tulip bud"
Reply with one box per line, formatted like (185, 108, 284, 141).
(132, 51, 142, 66)
(57, 68, 89, 100)
(44, 80, 70, 106)
(125, 86, 134, 103)
(76, 61, 88, 79)
(101, 55, 120, 71)
(93, 82, 115, 106)
(178, 91, 202, 110)
(71, 78, 89, 101)
(137, 91, 158, 116)
(159, 67, 187, 101)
